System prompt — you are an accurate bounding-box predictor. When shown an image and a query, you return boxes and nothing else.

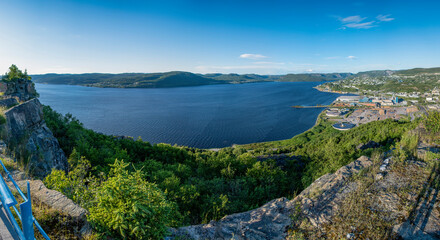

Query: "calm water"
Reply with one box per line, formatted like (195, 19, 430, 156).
(36, 82, 342, 148)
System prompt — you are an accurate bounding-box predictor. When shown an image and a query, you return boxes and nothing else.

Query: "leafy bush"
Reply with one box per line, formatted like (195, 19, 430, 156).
(44, 149, 94, 206)
(87, 160, 176, 239)
(2, 64, 31, 82)
(424, 111, 440, 134)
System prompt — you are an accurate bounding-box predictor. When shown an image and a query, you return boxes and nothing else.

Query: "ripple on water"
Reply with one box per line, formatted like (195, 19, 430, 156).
(36, 82, 343, 148)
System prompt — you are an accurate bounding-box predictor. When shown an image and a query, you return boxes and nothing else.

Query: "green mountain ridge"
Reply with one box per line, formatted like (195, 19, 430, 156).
(350, 66, 440, 78)
(31, 71, 352, 88)
(31, 67, 440, 89)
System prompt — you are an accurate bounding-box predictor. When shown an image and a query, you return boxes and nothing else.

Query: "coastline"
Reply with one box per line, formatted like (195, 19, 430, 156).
(228, 84, 364, 150)
(313, 85, 359, 95)
(209, 88, 339, 151)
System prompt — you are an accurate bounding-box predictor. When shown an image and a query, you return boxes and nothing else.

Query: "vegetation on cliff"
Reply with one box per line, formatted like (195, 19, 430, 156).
(288, 112, 440, 239)
(41, 105, 417, 239)
(1, 64, 31, 82)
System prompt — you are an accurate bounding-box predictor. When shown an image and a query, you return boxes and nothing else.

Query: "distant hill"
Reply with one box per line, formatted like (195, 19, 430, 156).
(396, 67, 440, 75)
(350, 67, 440, 78)
(31, 72, 224, 88)
(352, 70, 394, 78)
(204, 73, 279, 83)
(278, 73, 353, 82)
(318, 66, 440, 94)
(32, 71, 352, 88)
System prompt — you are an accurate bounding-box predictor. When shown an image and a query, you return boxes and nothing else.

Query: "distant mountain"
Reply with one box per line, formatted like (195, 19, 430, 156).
(32, 71, 353, 88)
(351, 67, 440, 78)
(278, 73, 353, 82)
(31, 72, 224, 88)
(396, 67, 440, 75)
(204, 73, 279, 83)
(353, 70, 394, 78)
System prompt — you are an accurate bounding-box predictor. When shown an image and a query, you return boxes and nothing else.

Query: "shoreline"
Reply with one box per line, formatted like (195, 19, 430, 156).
(313, 85, 360, 95)
(208, 89, 338, 151)
(206, 85, 352, 151)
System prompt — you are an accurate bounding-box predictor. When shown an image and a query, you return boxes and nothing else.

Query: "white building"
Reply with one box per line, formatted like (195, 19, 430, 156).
(336, 96, 361, 102)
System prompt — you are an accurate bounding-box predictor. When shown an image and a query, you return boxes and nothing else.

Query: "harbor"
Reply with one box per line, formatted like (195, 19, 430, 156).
(308, 94, 422, 131)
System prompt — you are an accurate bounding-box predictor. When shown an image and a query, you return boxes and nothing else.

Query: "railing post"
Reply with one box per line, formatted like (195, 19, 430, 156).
(0, 158, 50, 239)
(20, 182, 34, 240)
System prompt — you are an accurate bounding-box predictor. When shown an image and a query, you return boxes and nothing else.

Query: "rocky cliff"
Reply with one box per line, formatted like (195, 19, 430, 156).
(172, 153, 440, 239)
(3, 98, 68, 177)
(0, 78, 38, 102)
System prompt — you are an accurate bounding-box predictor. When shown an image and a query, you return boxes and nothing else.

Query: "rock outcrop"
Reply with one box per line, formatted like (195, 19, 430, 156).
(4, 98, 68, 177)
(172, 155, 440, 240)
(172, 197, 294, 240)
(15, 179, 88, 222)
(294, 156, 373, 227)
(0, 98, 18, 108)
(0, 79, 38, 102)
(172, 156, 373, 239)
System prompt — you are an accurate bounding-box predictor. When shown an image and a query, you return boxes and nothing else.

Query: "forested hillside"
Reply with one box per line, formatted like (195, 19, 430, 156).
(42, 106, 417, 239)
(32, 71, 351, 88)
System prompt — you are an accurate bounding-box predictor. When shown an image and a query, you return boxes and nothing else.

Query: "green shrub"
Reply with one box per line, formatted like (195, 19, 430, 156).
(44, 149, 93, 206)
(424, 111, 440, 134)
(88, 160, 176, 239)
(0, 115, 6, 125)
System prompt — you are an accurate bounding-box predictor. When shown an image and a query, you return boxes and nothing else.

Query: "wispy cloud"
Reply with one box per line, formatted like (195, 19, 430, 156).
(341, 15, 367, 23)
(347, 56, 358, 60)
(338, 14, 393, 29)
(376, 14, 394, 22)
(239, 53, 268, 60)
(345, 21, 375, 29)
(339, 15, 375, 29)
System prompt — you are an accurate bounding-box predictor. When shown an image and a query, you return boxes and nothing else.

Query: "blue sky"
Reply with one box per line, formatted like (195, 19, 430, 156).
(1, 0, 440, 74)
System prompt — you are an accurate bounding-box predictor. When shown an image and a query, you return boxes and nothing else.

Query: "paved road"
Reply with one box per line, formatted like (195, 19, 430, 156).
(0, 205, 19, 240)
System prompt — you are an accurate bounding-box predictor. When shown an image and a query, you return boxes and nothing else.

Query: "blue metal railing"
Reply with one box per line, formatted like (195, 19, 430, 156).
(0, 158, 50, 240)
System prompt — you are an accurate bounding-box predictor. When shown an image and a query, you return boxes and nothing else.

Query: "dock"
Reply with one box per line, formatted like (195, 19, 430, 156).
(291, 105, 330, 108)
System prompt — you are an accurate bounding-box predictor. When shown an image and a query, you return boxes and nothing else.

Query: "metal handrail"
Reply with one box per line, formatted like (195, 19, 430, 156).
(0, 158, 50, 240)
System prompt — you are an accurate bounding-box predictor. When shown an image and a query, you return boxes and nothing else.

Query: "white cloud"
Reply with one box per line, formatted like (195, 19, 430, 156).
(338, 14, 393, 29)
(239, 53, 268, 60)
(376, 14, 394, 22)
(338, 15, 375, 29)
(325, 56, 341, 60)
(347, 56, 358, 60)
(341, 15, 366, 23)
(345, 21, 376, 29)
(306, 69, 314, 72)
